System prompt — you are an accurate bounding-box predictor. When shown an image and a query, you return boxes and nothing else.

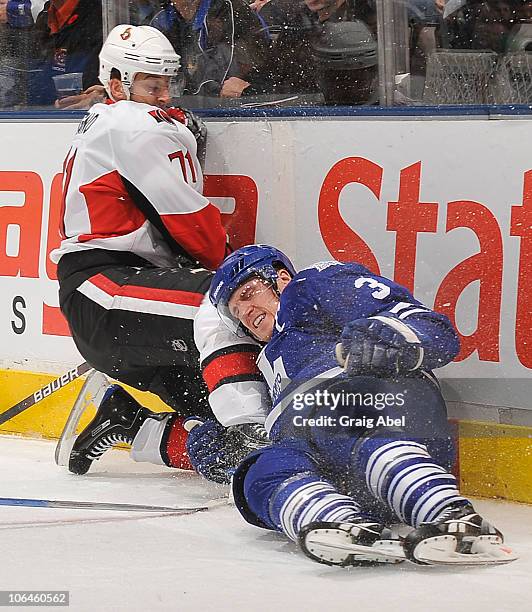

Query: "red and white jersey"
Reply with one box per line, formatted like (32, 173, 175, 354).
(51, 100, 227, 270)
(194, 298, 270, 427)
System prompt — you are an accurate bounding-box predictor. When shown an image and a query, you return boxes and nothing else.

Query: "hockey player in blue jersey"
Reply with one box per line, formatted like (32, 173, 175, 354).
(203, 244, 516, 567)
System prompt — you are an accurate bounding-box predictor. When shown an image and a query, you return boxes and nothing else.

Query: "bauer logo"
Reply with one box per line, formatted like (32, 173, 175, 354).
(33, 369, 78, 402)
(91, 420, 111, 437)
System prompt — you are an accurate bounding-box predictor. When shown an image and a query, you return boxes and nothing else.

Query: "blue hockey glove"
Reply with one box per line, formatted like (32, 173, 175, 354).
(185, 418, 270, 485)
(337, 317, 422, 377)
(185, 418, 230, 484)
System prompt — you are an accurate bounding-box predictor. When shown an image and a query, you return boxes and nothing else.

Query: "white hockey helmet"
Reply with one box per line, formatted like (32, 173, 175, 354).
(99, 25, 181, 98)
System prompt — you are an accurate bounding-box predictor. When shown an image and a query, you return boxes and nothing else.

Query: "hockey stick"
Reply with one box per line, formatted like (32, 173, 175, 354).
(0, 362, 92, 426)
(0, 496, 217, 514)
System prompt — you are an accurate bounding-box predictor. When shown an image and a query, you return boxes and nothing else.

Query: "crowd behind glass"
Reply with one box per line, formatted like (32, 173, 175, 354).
(1, 0, 532, 110)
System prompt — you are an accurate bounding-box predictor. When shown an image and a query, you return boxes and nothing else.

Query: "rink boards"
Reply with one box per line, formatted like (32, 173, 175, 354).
(0, 368, 530, 504)
(0, 112, 530, 503)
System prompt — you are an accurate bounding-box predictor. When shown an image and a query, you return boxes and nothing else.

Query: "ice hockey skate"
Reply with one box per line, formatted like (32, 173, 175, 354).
(66, 382, 165, 475)
(404, 503, 518, 566)
(55, 370, 111, 467)
(298, 519, 406, 566)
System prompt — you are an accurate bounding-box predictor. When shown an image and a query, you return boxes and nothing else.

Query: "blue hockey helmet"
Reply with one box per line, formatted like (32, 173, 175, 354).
(209, 244, 296, 335)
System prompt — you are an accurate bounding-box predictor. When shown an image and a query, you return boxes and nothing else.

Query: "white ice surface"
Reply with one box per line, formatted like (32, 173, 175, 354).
(0, 437, 531, 612)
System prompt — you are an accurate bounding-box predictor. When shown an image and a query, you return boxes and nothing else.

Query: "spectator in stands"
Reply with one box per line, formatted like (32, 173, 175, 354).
(472, 1, 519, 51)
(408, 1, 443, 75)
(518, 0, 532, 20)
(132, 0, 162, 25)
(315, 21, 378, 105)
(27, 0, 103, 106)
(0, 0, 7, 24)
(0, 1, 37, 107)
(409, 0, 442, 23)
(149, 0, 271, 98)
(250, 0, 379, 104)
(249, 0, 270, 11)
(304, 0, 377, 31)
(441, 0, 522, 52)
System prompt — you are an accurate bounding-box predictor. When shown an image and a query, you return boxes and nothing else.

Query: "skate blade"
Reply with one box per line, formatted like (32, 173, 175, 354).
(414, 534, 518, 566)
(304, 528, 405, 566)
(55, 371, 110, 467)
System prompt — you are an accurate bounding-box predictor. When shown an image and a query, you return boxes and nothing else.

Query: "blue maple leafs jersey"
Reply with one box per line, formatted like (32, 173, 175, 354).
(257, 261, 459, 432)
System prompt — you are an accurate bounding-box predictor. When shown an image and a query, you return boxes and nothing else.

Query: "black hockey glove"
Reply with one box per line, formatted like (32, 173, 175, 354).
(185, 418, 270, 485)
(167, 107, 207, 142)
(166, 106, 207, 166)
(182, 108, 207, 147)
(337, 317, 422, 377)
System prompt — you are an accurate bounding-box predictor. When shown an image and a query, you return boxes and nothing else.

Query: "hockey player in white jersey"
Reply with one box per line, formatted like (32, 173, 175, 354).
(52, 25, 268, 478)
(205, 244, 517, 567)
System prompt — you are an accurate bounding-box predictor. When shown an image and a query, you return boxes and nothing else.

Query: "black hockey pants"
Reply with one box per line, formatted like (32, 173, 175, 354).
(57, 249, 214, 418)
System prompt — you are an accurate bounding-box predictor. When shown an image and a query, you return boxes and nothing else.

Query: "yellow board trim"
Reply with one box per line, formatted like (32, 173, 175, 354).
(1, 369, 531, 504)
(0, 369, 170, 440)
(458, 420, 532, 504)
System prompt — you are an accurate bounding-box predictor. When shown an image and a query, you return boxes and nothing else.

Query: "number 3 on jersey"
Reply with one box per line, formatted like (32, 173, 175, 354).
(354, 277, 391, 299)
(168, 150, 197, 184)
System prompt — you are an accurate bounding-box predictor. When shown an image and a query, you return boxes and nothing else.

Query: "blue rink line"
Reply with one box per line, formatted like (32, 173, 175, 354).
(1, 104, 532, 121)
(0, 496, 212, 513)
(0, 497, 48, 508)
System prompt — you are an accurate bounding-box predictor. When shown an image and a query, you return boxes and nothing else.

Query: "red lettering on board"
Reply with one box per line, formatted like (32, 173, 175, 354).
(510, 170, 532, 368)
(42, 303, 71, 336)
(434, 200, 503, 362)
(387, 162, 439, 293)
(0, 171, 43, 278)
(46, 172, 63, 281)
(318, 157, 381, 273)
(203, 174, 258, 249)
(41, 173, 70, 336)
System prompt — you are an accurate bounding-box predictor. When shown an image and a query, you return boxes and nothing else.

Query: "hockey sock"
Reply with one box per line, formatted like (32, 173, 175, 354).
(358, 439, 468, 527)
(162, 415, 193, 470)
(130, 414, 192, 470)
(269, 473, 364, 541)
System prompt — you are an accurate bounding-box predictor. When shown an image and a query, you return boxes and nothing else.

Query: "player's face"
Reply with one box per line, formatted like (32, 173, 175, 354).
(130, 74, 172, 108)
(228, 277, 280, 342)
